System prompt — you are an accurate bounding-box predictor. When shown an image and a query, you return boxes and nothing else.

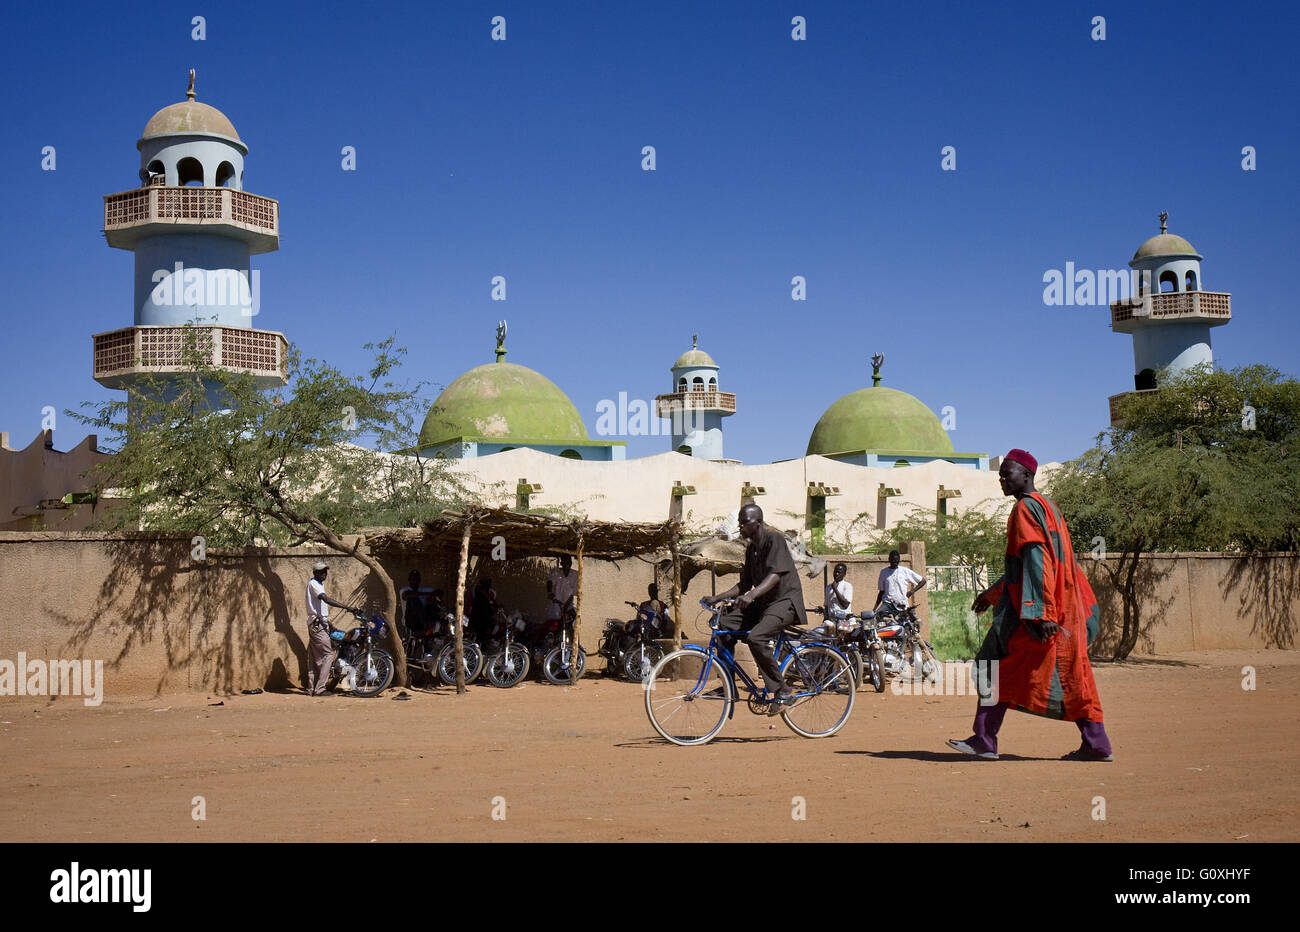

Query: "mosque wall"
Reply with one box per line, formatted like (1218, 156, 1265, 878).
(446, 448, 1010, 548)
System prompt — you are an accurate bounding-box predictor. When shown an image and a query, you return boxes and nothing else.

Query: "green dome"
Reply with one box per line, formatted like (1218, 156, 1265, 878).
(673, 348, 717, 369)
(806, 386, 954, 456)
(1132, 233, 1201, 262)
(419, 361, 590, 447)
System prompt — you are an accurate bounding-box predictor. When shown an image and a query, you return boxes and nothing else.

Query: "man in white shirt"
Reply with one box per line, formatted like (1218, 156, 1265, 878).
(546, 555, 579, 622)
(875, 550, 925, 613)
(825, 562, 853, 622)
(305, 562, 354, 696)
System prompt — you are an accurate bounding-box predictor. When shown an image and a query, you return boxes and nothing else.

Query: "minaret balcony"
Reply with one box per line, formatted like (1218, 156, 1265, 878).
(1110, 291, 1231, 333)
(93, 324, 288, 389)
(103, 186, 279, 254)
(654, 390, 737, 417)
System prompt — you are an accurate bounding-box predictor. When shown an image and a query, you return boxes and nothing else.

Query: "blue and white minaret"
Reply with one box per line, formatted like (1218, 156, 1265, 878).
(1108, 213, 1232, 424)
(654, 335, 736, 460)
(93, 70, 287, 408)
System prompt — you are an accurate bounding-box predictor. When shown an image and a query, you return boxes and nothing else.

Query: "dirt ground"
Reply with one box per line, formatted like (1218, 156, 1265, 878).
(1, 649, 1296, 843)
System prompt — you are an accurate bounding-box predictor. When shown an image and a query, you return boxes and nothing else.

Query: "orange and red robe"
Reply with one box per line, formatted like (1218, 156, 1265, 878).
(975, 492, 1104, 722)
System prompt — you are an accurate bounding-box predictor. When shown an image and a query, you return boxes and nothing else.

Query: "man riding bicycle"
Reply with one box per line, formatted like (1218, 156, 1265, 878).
(703, 503, 807, 712)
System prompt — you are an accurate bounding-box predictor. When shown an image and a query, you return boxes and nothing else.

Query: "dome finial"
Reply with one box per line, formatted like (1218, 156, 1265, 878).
(871, 353, 885, 387)
(186, 69, 196, 101)
(692, 333, 698, 350)
(495, 320, 508, 362)
(1159, 210, 1168, 234)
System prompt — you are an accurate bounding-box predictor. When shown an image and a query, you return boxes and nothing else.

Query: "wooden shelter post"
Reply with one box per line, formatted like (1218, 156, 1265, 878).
(572, 528, 585, 688)
(670, 537, 683, 652)
(452, 521, 473, 695)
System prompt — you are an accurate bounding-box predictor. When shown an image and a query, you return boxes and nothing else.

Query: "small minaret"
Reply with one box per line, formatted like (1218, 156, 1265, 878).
(654, 335, 736, 459)
(93, 70, 287, 409)
(1108, 213, 1232, 424)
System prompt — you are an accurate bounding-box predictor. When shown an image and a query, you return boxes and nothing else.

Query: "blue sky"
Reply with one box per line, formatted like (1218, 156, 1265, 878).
(2, 0, 1297, 465)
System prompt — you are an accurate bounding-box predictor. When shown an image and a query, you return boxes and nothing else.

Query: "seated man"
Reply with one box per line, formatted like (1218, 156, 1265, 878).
(703, 503, 806, 711)
(468, 578, 499, 645)
(814, 562, 855, 637)
(637, 583, 674, 638)
(399, 570, 429, 636)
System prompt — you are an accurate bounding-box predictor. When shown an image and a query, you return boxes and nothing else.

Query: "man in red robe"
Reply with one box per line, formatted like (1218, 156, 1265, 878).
(947, 449, 1113, 761)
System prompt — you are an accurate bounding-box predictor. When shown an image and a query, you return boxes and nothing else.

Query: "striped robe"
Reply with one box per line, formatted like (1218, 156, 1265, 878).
(974, 491, 1104, 721)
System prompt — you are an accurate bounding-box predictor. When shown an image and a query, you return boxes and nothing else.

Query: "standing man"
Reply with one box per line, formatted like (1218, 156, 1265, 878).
(947, 449, 1112, 761)
(703, 503, 807, 711)
(305, 561, 353, 697)
(547, 555, 579, 623)
(875, 550, 925, 613)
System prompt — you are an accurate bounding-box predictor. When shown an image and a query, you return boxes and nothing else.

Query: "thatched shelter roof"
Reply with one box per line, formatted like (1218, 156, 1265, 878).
(360, 508, 682, 561)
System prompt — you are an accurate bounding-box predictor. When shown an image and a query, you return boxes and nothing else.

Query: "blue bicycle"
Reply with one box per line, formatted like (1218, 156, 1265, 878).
(644, 599, 856, 745)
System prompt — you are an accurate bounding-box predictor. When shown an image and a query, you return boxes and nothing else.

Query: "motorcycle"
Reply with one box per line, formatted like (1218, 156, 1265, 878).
(804, 608, 887, 693)
(403, 613, 484, 687)
(483, 610, 532, 688)
(328, 609, 396, 697)
(871, 604, 942, 683)
(598, 601, 671, 681)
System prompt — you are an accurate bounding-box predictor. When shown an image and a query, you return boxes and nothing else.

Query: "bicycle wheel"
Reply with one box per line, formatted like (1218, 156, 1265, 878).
(644, 649, 733, 746)
(778, 645, 855, 738)
(844, 647, 864, 690)
(623, 641, 665, 682)
(485, 643, 531, 687)
(353, 649, 395, 697)
(543, 641, 587, 685)
(869, 647, 886, 693)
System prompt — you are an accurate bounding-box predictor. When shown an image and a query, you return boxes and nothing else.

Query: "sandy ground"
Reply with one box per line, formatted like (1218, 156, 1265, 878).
(1, 649, 1296, 843)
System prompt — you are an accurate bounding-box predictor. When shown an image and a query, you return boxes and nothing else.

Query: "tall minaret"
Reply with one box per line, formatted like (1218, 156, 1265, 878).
(93, 71, 287, 408)
(1108, 213, 1232, 424)
(654, 335, 736, 459)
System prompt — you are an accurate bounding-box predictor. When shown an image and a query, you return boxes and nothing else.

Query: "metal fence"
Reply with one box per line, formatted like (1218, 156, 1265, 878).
(926, 564, 984, 591)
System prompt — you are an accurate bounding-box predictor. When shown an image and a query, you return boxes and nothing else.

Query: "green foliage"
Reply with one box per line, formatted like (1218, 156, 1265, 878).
(1048, 363, 1300, 658)
(883, 499, 1010, 588)
(71, 332, 468, 547)
(1050, 363, 1300, 556)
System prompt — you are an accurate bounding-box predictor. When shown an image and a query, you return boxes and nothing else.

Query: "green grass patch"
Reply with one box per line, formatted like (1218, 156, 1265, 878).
(926, 590, 988, 661)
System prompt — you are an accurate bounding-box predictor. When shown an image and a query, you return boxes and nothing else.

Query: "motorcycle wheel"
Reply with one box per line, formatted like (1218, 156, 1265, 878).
(352, 650, 395, 697)
(437, 642, 485, 686)
(543, 642, 586, 685)
(869, 647, 886, 693)
(622, 641, 665, 682)
(485, 643, 531, 688)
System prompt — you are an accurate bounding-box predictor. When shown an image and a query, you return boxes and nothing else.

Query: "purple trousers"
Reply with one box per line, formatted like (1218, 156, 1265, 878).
(969, 701, 1111, 757)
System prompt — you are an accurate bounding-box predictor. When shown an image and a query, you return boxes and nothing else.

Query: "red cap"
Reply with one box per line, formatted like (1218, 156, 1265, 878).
(1004, 448, 1038, 475)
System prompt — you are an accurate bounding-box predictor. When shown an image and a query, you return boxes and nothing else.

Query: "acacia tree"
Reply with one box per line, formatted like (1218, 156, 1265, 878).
(883, 500, 1011, 590)
(72, 333, 468, 684)
(1048, 364, 1300, 659)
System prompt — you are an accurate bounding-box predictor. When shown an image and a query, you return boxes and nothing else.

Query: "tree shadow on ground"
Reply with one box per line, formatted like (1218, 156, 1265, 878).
(1221, 554, 1299, 649)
